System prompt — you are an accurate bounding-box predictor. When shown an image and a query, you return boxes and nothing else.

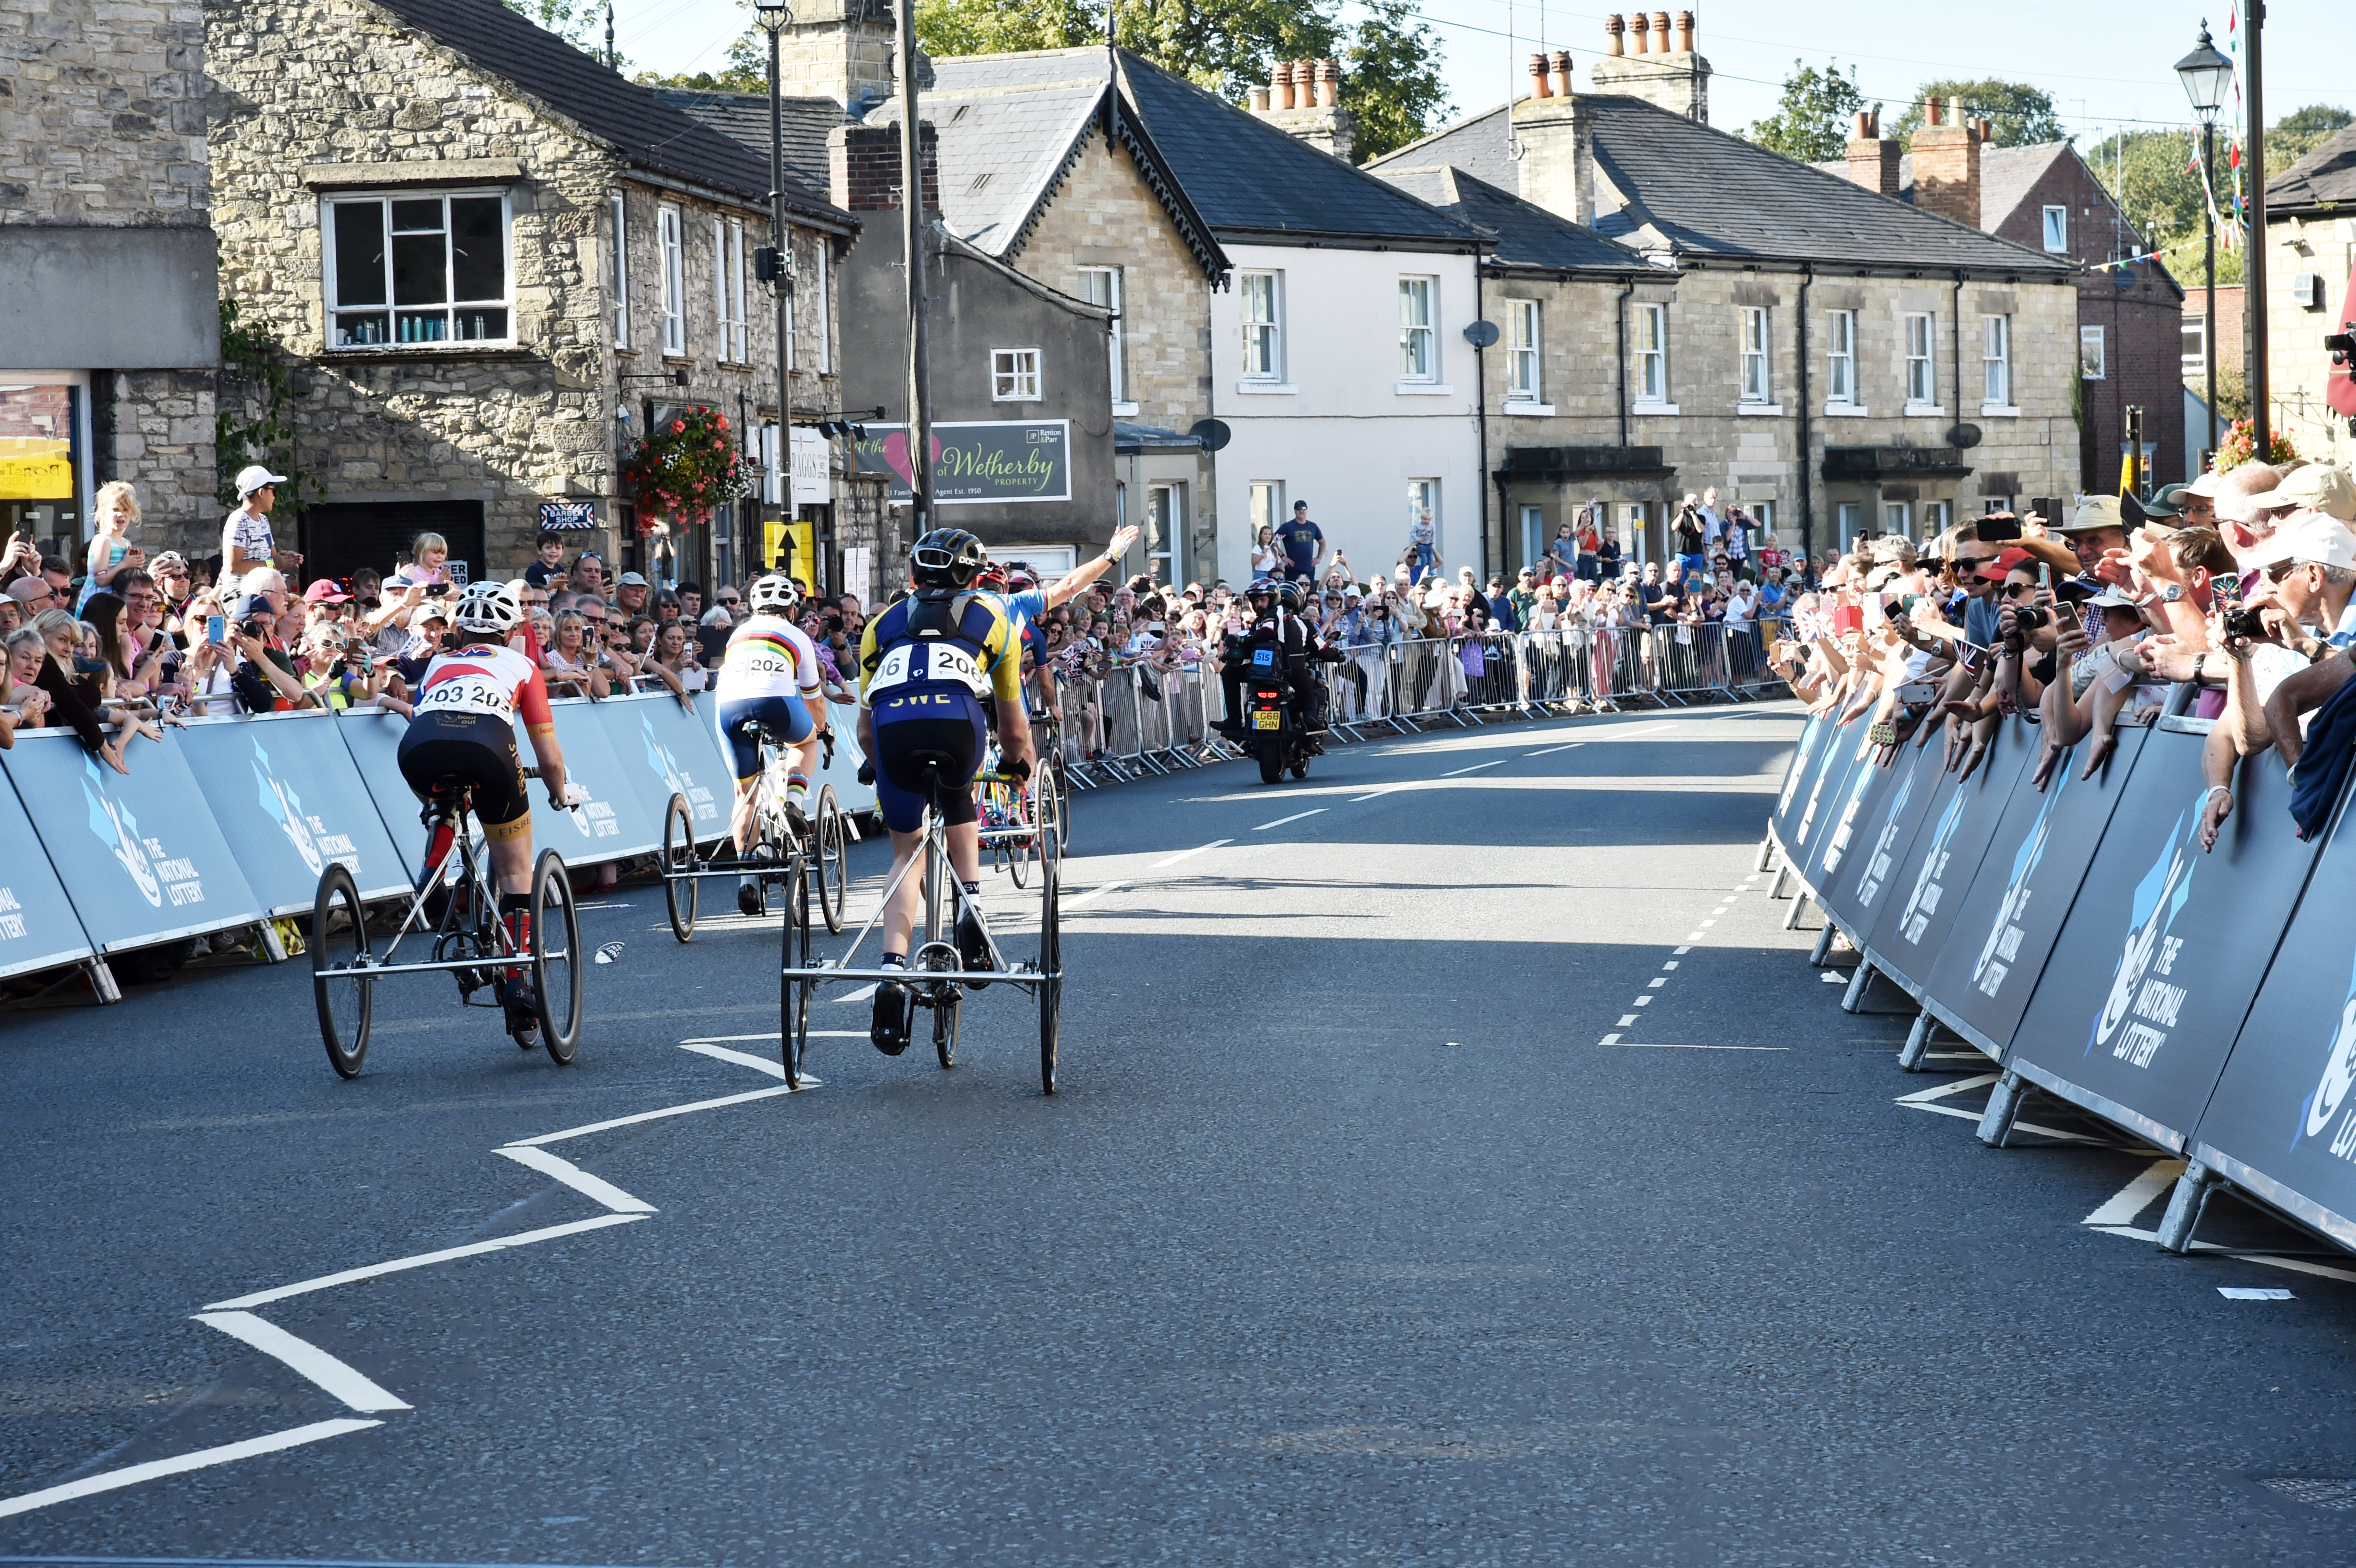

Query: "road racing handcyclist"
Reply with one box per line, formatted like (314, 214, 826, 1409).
(855, 528, 1035, 1055)
(715, 571, 837, 916)
(382, 580, 585, 1038)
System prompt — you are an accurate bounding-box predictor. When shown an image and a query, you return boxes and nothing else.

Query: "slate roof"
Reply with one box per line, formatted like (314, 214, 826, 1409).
(365, 0, 853, 230)
(651, 88, 848, 194)
(2269, 126, 2356, 213)
(1374, 164, 1656, 274)
(1807, 142, 2135, 241)
(1370, 97, 2072, 275)
(879, 48, 1481, 253)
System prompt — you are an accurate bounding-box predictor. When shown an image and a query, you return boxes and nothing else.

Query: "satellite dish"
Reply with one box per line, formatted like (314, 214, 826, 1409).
(1462, 319, 1501, 348)
(1946, 424, 1983, 449)
(2114, 263, 2138, 290)
(1188, 418, 1233, 453)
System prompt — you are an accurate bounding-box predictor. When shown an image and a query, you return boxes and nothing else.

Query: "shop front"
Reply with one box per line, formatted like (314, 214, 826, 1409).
(0, 377, 90, 563)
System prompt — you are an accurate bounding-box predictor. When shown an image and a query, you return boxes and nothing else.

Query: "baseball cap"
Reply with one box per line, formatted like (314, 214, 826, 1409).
(2087, 585, 2143, 610)
(2058, 495, 2127, 535)
(1292, 500, 1309, 511)
(150, 550, 187, 570)
(2246, 463, 2356, 523)
(232, 592, 276, 620)
(302, 578, 352, 603)
(1977, 546, 2035, 579)
(233, 464, 288, 497)
(2145, 483, 2193, 520)
(617, 571, 650, 588)
(2185, 469, 2227, 499)
(2252, 515, 2356, 572)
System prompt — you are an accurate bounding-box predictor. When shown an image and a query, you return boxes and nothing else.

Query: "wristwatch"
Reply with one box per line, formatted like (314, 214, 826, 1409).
(2192, 653, 2207, 684)
(2155, 583, 2186, 604)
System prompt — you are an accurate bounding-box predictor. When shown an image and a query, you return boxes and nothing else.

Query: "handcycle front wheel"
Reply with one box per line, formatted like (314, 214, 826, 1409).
(778, 852, 811, 1088)
(661, 792, 698, 943)
(532, 849, 582, 1064)
(1038, 831, 1060, 1096)
(312, 862, 373, 1079)
(815, 784, 848, 935)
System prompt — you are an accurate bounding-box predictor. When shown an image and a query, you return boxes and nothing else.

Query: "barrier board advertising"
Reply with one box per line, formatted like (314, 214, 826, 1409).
(333, 707, 431, 879)
(3, 730, 266, 953)
(0, 770, 94, 978)
(2188, 778, 2356, 1249)
(606, 693, 731, 844)
(1768, 710, 1831, 852)
(2005, 730, 2321, 1152)
(1920, 725, 2147, 1060)
(1783, 712, 1863, 874)
(175, 712, 413, 916)
(1792, 718, 1883, 920)
(1815, 736, 1947, 949)
(1861, 716, 2039, 999)
(537, 700, 660, 859)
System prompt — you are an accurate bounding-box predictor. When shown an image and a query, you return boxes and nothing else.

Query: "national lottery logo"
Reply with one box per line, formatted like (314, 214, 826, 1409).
(82, 758, 162, 908)
(251, 736, 325, 877)
(1852, 768, 1916, 905)
(2294, 953, 2356, 1159)
(1779, 716, 1824, 816)
(1819, 757, 1879, 875)
(2086, 799, 2199, 1069)
(1973, 765, 2071, 994)
(1894, 786, 1968, 937)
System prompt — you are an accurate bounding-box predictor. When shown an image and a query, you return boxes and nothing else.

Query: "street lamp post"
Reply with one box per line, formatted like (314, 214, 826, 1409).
(2177, 22, 2233, 464)
(755, 0, 794, 577)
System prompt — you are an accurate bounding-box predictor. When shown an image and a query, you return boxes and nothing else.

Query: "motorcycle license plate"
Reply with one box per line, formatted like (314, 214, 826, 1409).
(1252, 710, 1282, 730)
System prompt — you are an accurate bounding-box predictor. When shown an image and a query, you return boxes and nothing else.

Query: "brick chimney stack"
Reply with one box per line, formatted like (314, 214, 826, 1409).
(1591, 12, 1711, 123)
(1246, 58, 1358, 162)
(827, 121, 939, 213)
(1843, 108, 1900, 198)
(1911, 92, 1983, 229)
(775, 0, 897, 115)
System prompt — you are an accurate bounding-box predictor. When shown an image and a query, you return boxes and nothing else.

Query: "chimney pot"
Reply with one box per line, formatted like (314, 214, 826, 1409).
(1979, 118, 1995, 142)
(1651, 12, 1670, 52)
(1274, 60, 1295, 110)
(1923, 96, 1941, 127)
(1853, 110, 1871, 140)
(1947, 94, 1966, 123)
(1316, 57, 1339, 108)
(1528, 52, 1553, 98)
(1675, 10, 1693, 51)
(1867, 109, 1881, 136)
(1603, 13, 1625, 56)
(1249, 85, 1270, 112)
(1629, 11, 1648, 50)
(1550, 49, 1573, 98)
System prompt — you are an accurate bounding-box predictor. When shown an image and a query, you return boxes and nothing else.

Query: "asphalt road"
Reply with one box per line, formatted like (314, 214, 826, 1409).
(5, 704, 2356, 1566)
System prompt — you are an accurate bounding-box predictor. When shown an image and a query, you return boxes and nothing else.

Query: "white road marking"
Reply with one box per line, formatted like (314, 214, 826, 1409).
(1647, 978, 1667, 988)
(192, 1312, 412, 1412)
(509, 1084, 803, 1147)
(1254, 809, 1327, 831)
(682, 1031, 864, 1045)
(1441, 760, 1505, 777)
(1617, 1014, 1638, 1026)
(680, 1041, 789, 1078)
(497, 1146, 659, 1215)
(1896, 1074, 1999, 1105)
(1152, 838, 1232, 869)
(1346, 792, 1389, 802)
(1698, 919, 1717, 928)
(1633, 996, 1652, 1007)
(1685, 933, 1708, 943)
(1674, 946, 1692, 956)
(1603, 1042, 1791, 1052)
(1599, 1032, 1623, 1045)
(1524, 742, 1584, 757)
(1068, 880, 1129, 906)
(204, 1216, 648, 1312)
(0, 1418, 383, 1520)
(2225, 1252, 2356, 1285)
(1661, 961, 1679, 970)
(2220, 1287, 2295, 1300)
(835, 983, 879, 1002)
(2081, 1159, 2187, 1227)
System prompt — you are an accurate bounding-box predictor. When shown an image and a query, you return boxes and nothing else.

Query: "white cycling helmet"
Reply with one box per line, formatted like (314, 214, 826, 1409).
(748, 573, 798, 613)
(452, 580, 522, 637)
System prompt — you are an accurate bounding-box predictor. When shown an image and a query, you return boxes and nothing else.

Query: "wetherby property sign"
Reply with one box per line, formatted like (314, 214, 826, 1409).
(854, 420, 1070, 504)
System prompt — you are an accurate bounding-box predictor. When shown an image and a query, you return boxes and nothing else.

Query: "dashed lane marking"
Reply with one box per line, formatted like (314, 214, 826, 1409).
(0, 1419, 383, 1521)
(1254, 808, 1327, 831)
(191, 1312, 413, 1413)
(1441, 760, 1506, 777)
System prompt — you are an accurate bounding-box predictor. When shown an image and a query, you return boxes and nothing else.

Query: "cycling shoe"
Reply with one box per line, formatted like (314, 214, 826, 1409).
(737, 881, 764, 918)
(499, 975, 540, 1048)
(956, 908, 995, 989)
(870, 979, 913, 1055)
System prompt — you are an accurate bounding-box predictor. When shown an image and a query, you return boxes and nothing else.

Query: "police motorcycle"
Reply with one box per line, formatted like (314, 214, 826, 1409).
(1224, 579, 1326, 785)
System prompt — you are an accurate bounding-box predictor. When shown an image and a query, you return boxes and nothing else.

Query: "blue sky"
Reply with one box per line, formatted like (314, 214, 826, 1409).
(613, 0, 2355, 148)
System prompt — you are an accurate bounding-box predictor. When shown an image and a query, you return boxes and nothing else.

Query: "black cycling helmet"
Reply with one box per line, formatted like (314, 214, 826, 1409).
(910, 528, 986, 590)
(1274, 580, 1307, 613)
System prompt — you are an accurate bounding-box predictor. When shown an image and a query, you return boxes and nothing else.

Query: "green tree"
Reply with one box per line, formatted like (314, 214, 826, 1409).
(2272, 103, 2354, 165)
(1741, 58, 1872, 163)
(1888, 79, 2065, 149)
(634, 30, 768, 94)
(506, 0, 600, 54)
(1335, 0, 1448, 163)
(915, 0, 1097, 57)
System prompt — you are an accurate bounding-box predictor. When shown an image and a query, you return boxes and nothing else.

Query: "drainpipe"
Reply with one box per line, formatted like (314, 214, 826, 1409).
(1616, 277, 1637, 448)
(1797, 265, 1814, 588)
(1951, 270, 1965, 530)
(1475, 259, 1492, 581)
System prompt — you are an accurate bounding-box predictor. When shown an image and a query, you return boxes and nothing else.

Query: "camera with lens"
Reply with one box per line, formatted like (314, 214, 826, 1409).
(2222, 606, 2269, 642)
(2011, 606, 2051, 631)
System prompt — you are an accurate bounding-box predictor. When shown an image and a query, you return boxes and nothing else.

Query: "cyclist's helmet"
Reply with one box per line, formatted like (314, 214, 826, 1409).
(910, 528, 987, 590)
(975, 561, 1010, 593)
(1274, 579, 1308, 614)
(747, 572, 798, 613)
(452, 580, 522, 638)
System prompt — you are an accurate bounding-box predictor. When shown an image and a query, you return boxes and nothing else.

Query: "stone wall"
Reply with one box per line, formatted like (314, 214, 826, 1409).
(2262, 218, 2356, 472)
(109, 369, 218, 550)
(0, 0, 207, 226)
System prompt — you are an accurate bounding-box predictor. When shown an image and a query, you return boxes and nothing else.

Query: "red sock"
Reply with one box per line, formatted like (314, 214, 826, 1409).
(423, 821, 455, 879)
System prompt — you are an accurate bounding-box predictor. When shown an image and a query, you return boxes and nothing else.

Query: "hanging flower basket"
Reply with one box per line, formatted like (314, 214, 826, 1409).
(2211, 418, 2297, 472)
(619, 405, 742, 534)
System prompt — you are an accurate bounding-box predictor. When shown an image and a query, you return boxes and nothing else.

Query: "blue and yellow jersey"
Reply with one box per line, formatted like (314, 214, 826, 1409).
(857, 589, 1023, 708)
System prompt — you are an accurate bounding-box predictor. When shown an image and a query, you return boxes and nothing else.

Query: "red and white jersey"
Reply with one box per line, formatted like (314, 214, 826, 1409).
(414, 642, 555, 733)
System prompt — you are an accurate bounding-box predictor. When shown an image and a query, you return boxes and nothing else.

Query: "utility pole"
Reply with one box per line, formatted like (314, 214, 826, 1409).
(895, 0, 934, 537)
(755, 0, 796, 577)
(2246, 0, 2269, 457)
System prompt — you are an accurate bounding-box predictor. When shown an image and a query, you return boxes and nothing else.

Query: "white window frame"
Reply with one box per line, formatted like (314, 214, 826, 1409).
(1249, 481, 1283, 538)
(1824, 308, 1858, 411)
(718, 218, 748, 362)
(1837, 501, 1866, 550)
(1923, 500, 1952, 534)
(1398, 276, 1437, 384)
(323, 188, 514, 350)
(991, 347, 1042, 402)
(1406, 479, 1441, 552)
(1884, 500, 1913, 537)
(815, 241, 830, 374)
(1903, 312, 1937, 410)
(1739, 305, 1772, 405)
(1505, 298, 1542, 404)
(2042, 205, 2068, 253)
(1981, 313, 2014, 412)
(658, 203, 685, 355)
(608, 191, 628, 349)
(1079, 265, 1130, 410)
(1240, 270, 1286, 386)
(2081, 324, 2107, 381)
(2181, 313, 2207, 377)
(1632, 302, 1673, 411)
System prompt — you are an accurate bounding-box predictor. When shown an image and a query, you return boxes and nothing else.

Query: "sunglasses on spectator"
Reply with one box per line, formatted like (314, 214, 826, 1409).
(2265, 561, 2310, 583)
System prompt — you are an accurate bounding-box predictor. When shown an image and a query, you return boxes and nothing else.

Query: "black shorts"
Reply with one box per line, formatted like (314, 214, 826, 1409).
(398, 711, 530, 829)
(873, 704, 984, 835)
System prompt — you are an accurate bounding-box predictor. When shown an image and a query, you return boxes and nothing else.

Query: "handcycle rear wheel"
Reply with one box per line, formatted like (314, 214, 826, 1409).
(532, 849, 582, 1064)
(1038, 830, 1060, 1096)
(778, 852, 810, 1089)
(814, 784, 848, 934)
(661, 792, 698, 943)
(312, 862, 373, 1079)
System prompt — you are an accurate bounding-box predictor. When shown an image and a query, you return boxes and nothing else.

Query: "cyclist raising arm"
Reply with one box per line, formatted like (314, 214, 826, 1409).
(382, 582, 582, 1037)
(715, 573, 835, 915)
(856, 528, 1033, 1054)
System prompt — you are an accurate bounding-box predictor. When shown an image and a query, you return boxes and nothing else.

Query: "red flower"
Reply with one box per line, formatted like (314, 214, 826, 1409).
(716, 415, 729, 429)
(670, 419, 686, 434)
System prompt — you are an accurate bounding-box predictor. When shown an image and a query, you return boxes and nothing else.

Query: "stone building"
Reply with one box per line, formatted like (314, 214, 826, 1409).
(207, 0, 862, 590)
(1, 0, 218, 562)
(1370, 20, 2080, 573)
(1823, 114, 2186, 492)
(2259, 129, 2356, 471)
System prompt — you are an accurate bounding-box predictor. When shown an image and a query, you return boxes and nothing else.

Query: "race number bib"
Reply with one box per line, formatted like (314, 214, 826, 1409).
(420, 672, 514, 721)
(872, 641, 987, 697)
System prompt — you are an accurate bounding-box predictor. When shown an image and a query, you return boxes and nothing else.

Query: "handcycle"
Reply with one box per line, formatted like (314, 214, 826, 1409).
(978, 730, 1062, 888)
(777, 752, 1063, 1094)
(309, 767, 582, 1078)
(658, 727, 850, 941)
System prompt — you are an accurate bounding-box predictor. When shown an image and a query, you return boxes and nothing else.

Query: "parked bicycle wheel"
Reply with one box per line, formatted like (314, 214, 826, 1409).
(312, 862, 373, 1079)
(1037, 832, 1060, 1096)
(777, 851, 811, 1089)
(814, 784, 848, 935)
(661, 792, 698, 943)
(531, 849, 582, 1064)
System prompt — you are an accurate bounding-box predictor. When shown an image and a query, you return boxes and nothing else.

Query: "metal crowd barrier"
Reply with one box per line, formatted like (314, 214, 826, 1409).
(1767, 693, 2356, 1265)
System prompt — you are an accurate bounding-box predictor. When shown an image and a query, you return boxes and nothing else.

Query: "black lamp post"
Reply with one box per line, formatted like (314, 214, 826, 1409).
(755, 0, 795, 576)
(2176, 22, 2233, 464)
